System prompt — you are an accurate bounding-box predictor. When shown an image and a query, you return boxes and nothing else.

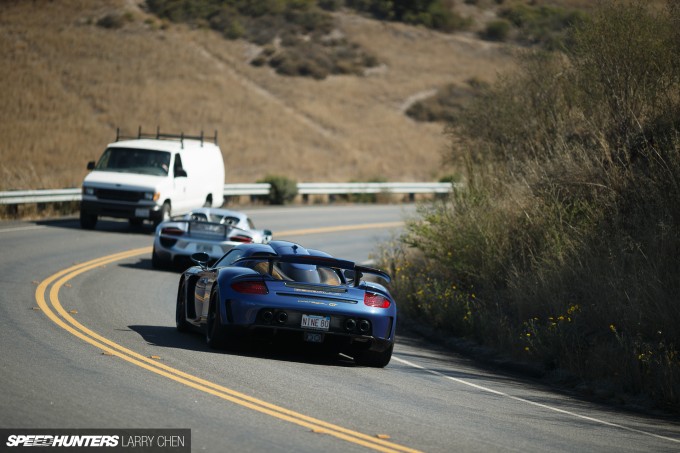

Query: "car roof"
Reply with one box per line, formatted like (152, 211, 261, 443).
(231, 241, 310, 257)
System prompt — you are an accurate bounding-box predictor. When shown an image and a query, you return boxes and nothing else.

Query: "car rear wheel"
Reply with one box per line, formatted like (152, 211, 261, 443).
(176, 280, 190, 332)
(151, 248, 167, 270)
(206, 287, 227, 349)
(354, 343, 393, 368)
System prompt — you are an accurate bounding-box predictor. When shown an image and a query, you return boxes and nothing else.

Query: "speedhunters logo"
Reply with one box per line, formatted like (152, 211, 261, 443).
(1, 430, 190, 452)
(6, 435, 118, 447)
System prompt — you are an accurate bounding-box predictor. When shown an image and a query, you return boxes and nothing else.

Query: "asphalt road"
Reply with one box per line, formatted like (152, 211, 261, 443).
(1, 204, 679, 452)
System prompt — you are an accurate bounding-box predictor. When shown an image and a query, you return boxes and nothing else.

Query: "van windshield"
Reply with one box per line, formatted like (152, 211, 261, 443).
(95, 148, 171, 176)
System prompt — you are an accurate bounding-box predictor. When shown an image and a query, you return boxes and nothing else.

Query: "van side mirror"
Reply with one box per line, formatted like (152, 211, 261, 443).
(87, 161, 95, 170)
(175, 168, 188, 178)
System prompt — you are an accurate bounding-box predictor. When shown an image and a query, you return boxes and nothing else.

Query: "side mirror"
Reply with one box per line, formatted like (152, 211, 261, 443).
(191, 252, 210, 269)
(263, 230, 273, 243)
(87, 161, 95, 170)
(175, 168, 188, 178)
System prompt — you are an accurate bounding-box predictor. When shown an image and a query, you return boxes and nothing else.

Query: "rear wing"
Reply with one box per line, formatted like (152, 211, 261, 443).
(233, 254, 391, 286)
(163, 220, 248, 240)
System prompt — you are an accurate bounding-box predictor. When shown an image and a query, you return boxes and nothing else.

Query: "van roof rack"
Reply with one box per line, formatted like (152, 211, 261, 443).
(115, 126, 218, 148)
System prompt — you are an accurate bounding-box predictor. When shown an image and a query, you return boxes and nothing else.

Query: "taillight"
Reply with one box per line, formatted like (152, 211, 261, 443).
(229, 234, 253, 243)
(231, 281, 268, 295)
(364, 292, 391, 308)
(161, 227, 184, 236)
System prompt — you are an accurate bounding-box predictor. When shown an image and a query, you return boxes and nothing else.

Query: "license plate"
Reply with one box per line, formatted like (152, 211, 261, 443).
(191, 223, 226, 235)
(304, 332, 324, 343)
(301, 314, 330, 331)
(135, 208, 150, 218)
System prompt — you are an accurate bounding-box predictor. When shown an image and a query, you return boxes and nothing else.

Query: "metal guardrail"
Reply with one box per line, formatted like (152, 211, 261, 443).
(0, 182, 454, 205)
(297, 182, 453, 195)
(0, 189, 83, 204)
(223, 183, 271, 196)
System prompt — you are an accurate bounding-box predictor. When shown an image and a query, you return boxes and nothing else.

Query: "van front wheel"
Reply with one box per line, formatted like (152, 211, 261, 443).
(80, 210, 97, 230)
(203, 195, 212, 207)
(154, 202, 171, 227)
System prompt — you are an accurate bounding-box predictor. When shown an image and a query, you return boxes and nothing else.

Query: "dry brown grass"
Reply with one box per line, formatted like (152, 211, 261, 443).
(0, 0, 516, 191)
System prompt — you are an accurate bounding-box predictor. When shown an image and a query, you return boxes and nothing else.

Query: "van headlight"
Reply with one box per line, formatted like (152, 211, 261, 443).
(144, 192, 160, 201)
(83, 187, 95, 196)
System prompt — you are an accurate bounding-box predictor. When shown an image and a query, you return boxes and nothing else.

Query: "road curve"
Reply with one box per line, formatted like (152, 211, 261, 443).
(1, 204, 679, 452)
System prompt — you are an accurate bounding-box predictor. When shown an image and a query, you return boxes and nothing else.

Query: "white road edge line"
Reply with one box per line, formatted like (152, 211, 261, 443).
(392, 356, 679, 444)
(0, 225, 46, 234)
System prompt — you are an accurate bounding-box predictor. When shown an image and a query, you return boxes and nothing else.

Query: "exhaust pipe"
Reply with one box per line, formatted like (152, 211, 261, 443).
(358, 319, 370, 333)
(345, 318, 357, 331)
(261, 310, 274, 323)
(276, 311, 288, 324)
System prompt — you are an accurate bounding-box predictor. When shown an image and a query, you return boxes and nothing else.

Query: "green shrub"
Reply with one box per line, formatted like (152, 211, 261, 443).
(481, 19, 511, 42)
(264, 37, 376, 78)
(259, 175, 298, 205)
(318, 0, 344, 11)
(347, 0, 471, 33)
(96, 13, 127, 29)
(406, 80, 488, 123)
(498, 3, 587, 49)
(146, 0, 380, 80)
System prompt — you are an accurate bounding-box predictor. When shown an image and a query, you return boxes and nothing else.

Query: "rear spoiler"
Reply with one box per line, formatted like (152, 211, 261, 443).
(163, 220, 251, 241)
(233, 254, 391, 286)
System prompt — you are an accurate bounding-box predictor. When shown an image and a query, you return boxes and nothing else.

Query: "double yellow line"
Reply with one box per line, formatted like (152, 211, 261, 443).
(35, 240, 419, 453)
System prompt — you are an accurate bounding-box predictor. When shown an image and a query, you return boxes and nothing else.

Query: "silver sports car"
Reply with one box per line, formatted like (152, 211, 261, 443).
(152, 208, 272, 269)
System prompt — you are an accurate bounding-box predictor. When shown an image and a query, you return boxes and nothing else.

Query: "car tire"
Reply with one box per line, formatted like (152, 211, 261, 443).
(151, 248, 167, 270)
(354, 343, 393, 368)
(79, 210, 97, 230)
(206, 287, 227, 349)
(176, 280, 190, 332)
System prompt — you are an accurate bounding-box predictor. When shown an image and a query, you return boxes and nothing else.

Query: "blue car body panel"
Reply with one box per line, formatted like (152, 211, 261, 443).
(176, 241, 397, 366)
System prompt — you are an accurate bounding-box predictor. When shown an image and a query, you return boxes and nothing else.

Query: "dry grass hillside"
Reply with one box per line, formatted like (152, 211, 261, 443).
(0, 0, 515, 191)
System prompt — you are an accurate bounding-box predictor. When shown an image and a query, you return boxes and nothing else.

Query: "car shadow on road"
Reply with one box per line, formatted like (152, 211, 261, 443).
(34, 217, 156, 235)
(119, 258, 186, 274)
(128, 324, 357, 368)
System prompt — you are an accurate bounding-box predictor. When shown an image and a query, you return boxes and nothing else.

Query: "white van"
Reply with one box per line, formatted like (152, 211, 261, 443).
(80, 129, 225, 229)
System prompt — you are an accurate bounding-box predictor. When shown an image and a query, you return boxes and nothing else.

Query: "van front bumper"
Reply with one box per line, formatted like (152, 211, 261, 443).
(81, 199, 162, 222)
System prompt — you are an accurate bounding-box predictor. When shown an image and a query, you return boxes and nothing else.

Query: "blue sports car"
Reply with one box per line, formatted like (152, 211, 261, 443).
(176, 240, 396, 367)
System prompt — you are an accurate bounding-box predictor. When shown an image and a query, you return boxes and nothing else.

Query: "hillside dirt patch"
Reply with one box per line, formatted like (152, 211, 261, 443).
(0, 0, 515, 190)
